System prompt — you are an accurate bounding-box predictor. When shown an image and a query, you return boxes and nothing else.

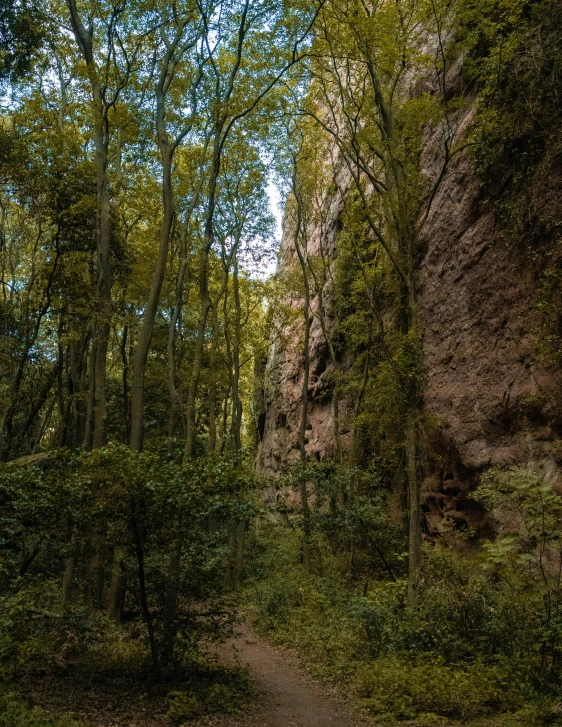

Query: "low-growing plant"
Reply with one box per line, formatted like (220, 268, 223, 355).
(166, 662, 254, 721)
(246, 470, 562, 725)
(357, 657, 524, 722)
(0, 694, 85, 727)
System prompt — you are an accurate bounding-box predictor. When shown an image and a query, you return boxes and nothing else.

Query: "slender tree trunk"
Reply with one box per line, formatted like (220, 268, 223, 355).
(17, 362, 59, 454)
(107, 545, 128, 622)
(67, 0, 114, 452)
(167, 307, 180, 455)
(230, 255, 243, 452)
(207, 307, 219, 455)
(162, 534, 182, 664)
(61, 528, 78, 611)
(167, 224, 189, 454)
(130, 504, 159, 675)
(234, 517, 246, 587)
(57, 321, 67, 445)
(406, 412, 420, 605)
(31, 397, 55, 453)
(82, 341, 96, 449)
(365, 56, 422, 603)
(352, 326, 372, 463)
(69, 313, 89, 446)
(90, 95, 112, 451)
(120, 324, 130, 442)
(1, 247, 60, 460)
(88, 526, 105, 613)
(185, 132, 222, 458)
(218, 389, 230, 454)
(185, 247, 211, 457)
(129, 141, 174, 452)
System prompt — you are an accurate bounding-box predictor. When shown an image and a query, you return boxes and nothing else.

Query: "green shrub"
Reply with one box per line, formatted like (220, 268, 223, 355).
(250, 556, 369, 678)
(0, 694, 85, 727)
(166, 690, 204, 719)
(205, 682, 250, 714)
(479, 703, 561, 727)
(248, 514, 562, 724)
(166, 665, 254, 721)
(358, 657, 524, 722)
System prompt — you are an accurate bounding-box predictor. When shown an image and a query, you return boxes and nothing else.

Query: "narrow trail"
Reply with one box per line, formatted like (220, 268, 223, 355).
(195, 623, 374, 727)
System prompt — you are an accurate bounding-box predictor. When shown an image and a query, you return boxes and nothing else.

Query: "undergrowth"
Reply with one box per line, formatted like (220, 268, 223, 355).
(245, 468, 562, 726)
(0, 693, 85, 727)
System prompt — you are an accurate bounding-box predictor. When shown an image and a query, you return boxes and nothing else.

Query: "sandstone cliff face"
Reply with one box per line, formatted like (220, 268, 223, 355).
(257, 167, 351, 478)
(258, 101, 562, 533)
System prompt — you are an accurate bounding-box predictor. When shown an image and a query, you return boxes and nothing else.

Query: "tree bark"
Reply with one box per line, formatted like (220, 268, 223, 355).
(67, 0, 113, 451)
(207, 306, 219, 455)
(406, 412, 421, 606)
(185, 127, 223, 458)
(107, 545, 127, 622)
(129, 143, 174, 452)
(131, 504, 159, 675)
(88, 526, 105, 613)
(162, 535, 183, 664)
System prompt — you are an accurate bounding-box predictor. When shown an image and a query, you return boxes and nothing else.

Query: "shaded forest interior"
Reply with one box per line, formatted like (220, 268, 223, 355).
(1, 0, 562, 725)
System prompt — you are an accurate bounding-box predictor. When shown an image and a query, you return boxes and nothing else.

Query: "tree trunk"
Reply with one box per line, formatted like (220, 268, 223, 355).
(107, 545, 128, 622)
(185, 130, 222, 458)
(162, 535, 183, 664)
(90, 92, 112, 451)
(406, 411, 421, 606)
(120, 324, 130, 442)
(207, 307, 219, 455)
(229, 255, 243, 452)
(167, 262, 187, 454)
(129, 142, 174, 453)
(61, 529, 78, 611)
(82, 340, 96, 449)
(185, 247, 211, 457)
(88, 526, 105, 613)
(234, 517, 246, 587)
(67, 0, 114, 452)
(130, 504, 159, 675)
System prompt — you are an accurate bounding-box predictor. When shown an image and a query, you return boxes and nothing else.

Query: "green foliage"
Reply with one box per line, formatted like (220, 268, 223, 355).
(0, 445, 255, 680)
(456, 0, 562, 360)
(0, 694, 84, 727)
(272, 460, 406, 581)
(166, 665, 254, 720)
(471, 468, 562, 670)
(358, 657, 523, 722)
(0, 1, 43, 85)
(247, 488, 562, 725)
(355, 331, 426, 471)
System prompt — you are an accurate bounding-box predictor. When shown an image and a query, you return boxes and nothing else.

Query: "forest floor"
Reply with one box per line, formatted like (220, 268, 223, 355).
(16, 619, 375, 727)
(190, 622, 375, 727)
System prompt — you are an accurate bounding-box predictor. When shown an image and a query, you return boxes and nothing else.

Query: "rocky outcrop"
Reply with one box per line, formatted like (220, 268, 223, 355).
(257, 167, 352, 478)
(257, 100, 562, 534)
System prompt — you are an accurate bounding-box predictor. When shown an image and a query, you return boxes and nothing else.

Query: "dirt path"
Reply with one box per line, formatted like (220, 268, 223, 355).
(194, 623, 374, 727)
(18, 620, 374, 727)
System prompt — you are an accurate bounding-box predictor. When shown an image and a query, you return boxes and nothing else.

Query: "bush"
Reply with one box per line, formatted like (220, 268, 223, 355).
(166, 664, 254, 720)
(0, 446, 255, 676)
(247, 505, 562, 725)
(357, 657, 524, 722)
(0, 694, 84, 727)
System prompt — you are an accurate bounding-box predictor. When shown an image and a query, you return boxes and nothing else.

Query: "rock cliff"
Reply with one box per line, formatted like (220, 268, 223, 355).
(257, 97, 562, 536)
